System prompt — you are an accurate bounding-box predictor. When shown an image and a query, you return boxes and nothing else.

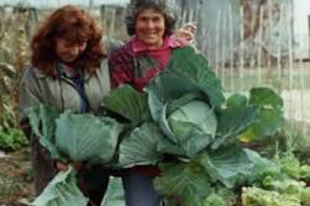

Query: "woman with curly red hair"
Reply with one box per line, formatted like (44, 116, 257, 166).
(19, 3, 195, 206)
(19, 5, 119, 206)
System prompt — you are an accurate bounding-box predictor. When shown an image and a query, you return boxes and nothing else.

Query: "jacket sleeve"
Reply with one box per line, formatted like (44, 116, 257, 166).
(19, 67, 56, 171)
(19, 66, 46, 143)
(19, 67, 43, 126)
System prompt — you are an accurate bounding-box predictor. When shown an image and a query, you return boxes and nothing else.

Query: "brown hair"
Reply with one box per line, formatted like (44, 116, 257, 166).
(30, 5, 105, 77)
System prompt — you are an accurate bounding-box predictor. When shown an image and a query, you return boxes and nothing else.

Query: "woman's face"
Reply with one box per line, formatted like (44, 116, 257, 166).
(55, 38, 87, 63)
(135, 8, 165, 49)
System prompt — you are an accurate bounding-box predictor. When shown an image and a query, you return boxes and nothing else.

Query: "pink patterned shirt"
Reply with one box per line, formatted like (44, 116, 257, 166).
(109, 36, 189, 91)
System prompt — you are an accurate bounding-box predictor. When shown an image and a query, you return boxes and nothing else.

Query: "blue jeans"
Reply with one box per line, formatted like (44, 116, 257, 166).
(122, 172, 161, 206)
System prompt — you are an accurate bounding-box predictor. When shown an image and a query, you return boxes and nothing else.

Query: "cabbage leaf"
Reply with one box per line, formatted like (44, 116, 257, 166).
(29, 167, 88, 206)
(212, 106, 258, 149)
(100, 177, 125, 206)
(165, 46, 225, 109)
(238, 87, 284, 142)
(199, 146, 252, 188)
(55, 113, 122, 164)
(103, 84, 150, 123)
(26, 105, 61, 159)
(119, 122, 164, 167)
(155, 162, 211, 206)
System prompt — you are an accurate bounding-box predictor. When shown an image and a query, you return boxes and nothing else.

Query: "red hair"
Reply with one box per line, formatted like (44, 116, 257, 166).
(30, 5, 106, 77)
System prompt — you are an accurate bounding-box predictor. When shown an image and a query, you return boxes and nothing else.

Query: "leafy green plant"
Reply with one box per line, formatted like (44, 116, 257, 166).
(0, 9, 30, 151)
(0, 128, 27, 150)
(104, 47, 287, 206)
(0, 101, 28, 151)
(235, 87, 285, 143)
(25, 47, 290, 206)
(241, 187, 300, 206)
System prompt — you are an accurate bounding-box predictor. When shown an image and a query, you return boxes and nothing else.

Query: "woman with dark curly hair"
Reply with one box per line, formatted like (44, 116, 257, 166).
(108, 0, 195, 206)
(109, 0, 194, 90)
(18, 5, 120, 206)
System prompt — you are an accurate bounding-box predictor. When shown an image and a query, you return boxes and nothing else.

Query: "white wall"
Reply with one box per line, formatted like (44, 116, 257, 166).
(293, 0, 310, 59)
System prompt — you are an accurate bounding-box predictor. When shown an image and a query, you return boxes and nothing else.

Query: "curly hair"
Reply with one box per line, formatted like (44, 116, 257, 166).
(125, 0, 178, 36)
(30, 5, 106, 77)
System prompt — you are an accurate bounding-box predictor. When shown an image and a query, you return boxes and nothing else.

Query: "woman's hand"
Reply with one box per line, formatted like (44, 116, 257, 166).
(173, 22, 197, 42)
(55, 161, 84, 172)
(55, 161, 69, 171)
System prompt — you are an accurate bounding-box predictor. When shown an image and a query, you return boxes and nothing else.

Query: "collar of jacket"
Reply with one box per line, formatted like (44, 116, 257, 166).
(30, 63, 92, 82)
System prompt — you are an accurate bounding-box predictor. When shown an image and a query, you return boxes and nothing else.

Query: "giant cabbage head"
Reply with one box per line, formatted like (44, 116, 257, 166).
(164, 98, 217, 158)
(145, 47, 223, 158)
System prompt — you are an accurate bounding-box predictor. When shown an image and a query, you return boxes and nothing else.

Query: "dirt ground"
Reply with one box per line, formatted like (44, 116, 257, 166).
(0, 149, 34, 206)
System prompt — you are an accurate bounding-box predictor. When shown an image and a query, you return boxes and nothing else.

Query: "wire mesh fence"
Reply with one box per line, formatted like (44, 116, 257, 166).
(176, 1, 310, 135)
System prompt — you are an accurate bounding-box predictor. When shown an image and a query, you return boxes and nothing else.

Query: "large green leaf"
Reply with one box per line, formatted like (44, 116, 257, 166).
(26, 105, 61, 159)
(226, 93, 248, 108)
(146, 46, 225, 125)
(199, 146, 252, 188)
(249, 87, 284, 110)
(244, 149, 283, 185)
(157, 135, 188, 157)
(239, 87, 284, 142)
(55, 113, 122, 164)
(100, 178, 125, 206)
(26, 105, 59, 140)
(212, 106, 258, 149)
(29, 167, 88, 206)
(103, 85, 150, 123)
(155, 162, 211, 206)
(238, 109, 285, 142)
(119, 122, 163, 167)
(166, 46, 225, 109)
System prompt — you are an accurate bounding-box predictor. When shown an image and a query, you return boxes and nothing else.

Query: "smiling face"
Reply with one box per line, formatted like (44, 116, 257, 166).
(135, 8, 165, 50)
(55, 38, 87, 63)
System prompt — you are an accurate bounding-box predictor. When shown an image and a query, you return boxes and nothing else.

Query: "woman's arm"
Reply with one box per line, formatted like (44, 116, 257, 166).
(19, 66, 61, 172)
(19, 67, 43, 138)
